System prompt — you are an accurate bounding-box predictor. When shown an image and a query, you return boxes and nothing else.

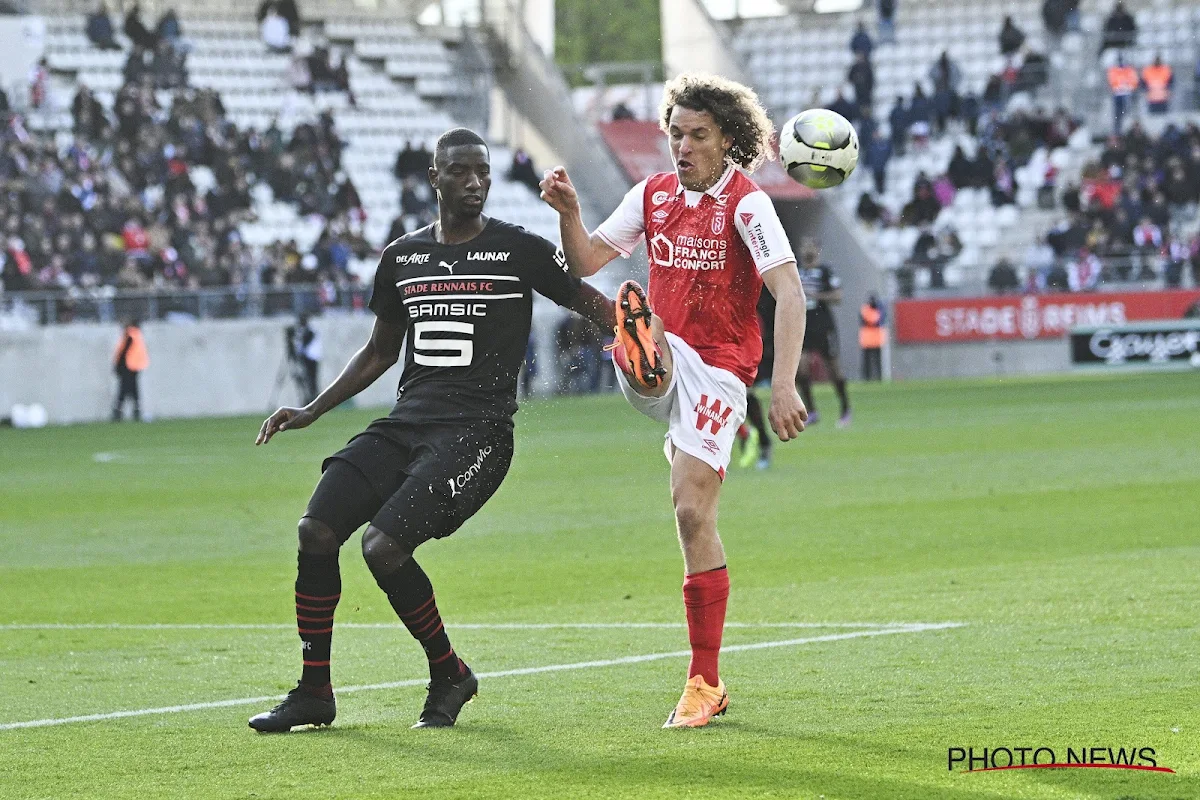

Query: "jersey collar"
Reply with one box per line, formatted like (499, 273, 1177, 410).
(674, 164, 736, 198)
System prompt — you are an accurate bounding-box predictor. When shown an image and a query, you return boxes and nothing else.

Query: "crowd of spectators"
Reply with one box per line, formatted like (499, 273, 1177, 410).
(0, 2, 380, 311)
(288, 45, 356, 106)
(0, 61, 366, 302)
(989, 121, 1200, 293)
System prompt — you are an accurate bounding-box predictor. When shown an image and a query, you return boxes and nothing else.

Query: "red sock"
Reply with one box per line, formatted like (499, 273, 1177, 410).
(683, 566, 729, 686)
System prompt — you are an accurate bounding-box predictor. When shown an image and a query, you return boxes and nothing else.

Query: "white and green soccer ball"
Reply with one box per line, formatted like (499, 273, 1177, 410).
(779, 108, 860, 189)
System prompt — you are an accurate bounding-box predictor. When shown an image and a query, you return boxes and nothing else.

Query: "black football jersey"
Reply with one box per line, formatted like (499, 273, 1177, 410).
(798, 263, 840, 329)
(368, 217, 581, 425)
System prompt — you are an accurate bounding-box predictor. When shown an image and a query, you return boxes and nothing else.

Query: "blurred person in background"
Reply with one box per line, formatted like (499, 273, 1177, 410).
(87, 2, 121, 50)
(796, 241, 852, 428)
(877, 0, 896, 44)
(261, 4, 292, 53)
(1141, 54, 1173, 115)
(286, 313, 321, 404)
(112, 318, 149, 422)
(1101, 1, 1137, 52)
(850, 20, 873, 59)
(123, 2, 157, 50)
(859, 294, 886, 381)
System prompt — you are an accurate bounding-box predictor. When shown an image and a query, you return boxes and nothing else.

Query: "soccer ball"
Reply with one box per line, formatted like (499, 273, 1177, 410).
(779, 109, 859, 189)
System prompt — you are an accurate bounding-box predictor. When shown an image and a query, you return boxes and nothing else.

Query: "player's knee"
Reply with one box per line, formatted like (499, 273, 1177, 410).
(297, 516, 340, 554)
(361, 525, 411, 575)
(672, 499, 713, 543)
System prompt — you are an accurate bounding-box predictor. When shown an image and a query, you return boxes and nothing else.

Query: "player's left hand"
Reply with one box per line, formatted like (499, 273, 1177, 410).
(768, 386, 808, 441)
(539, 166, 579, 215)
(256, 406, 315, 445)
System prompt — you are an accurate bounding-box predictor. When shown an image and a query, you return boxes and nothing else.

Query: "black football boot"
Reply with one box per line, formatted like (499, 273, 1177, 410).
(248, 684, 336, 732)
(412, 667, 478, 728)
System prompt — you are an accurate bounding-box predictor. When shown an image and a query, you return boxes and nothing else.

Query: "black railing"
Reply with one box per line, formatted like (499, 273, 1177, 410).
(0, 286, 371, 326)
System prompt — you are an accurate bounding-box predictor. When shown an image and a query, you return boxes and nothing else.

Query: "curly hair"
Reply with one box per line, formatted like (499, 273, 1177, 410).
(659, 73, 776, 173)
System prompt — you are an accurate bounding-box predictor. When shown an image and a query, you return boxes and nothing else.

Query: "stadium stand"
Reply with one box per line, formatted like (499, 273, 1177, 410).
(8, 7, 559, 302)
(732, 0, 1200, 296)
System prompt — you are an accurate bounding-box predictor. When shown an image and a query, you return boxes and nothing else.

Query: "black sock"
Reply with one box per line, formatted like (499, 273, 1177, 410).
(834, 379, 850, 416)
(796, 375, 816, 414)
(746, 392, 771, 452)
(375, 558, 466, 682)
(296, 551, 341, 691)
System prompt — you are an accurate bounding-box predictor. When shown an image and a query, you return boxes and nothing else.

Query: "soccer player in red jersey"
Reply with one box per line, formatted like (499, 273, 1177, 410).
(541, 74, 810, 727)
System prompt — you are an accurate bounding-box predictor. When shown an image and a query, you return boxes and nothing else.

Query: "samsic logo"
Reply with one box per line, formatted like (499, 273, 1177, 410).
(949, 746, 1175, 774)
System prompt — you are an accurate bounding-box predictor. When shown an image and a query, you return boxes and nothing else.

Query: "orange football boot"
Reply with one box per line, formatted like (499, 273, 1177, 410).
(612, 280, 665, 391)
(662, 675, 729, 729)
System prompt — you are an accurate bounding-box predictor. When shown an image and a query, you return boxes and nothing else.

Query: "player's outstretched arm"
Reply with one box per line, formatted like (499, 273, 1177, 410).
(256, 316, 405, 445)
(763, 263, 809, 441)
(539, 166, 620, 278)
(565, 282, 618, 333)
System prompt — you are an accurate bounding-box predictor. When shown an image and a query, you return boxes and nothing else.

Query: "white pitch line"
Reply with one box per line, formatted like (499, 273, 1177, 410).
(0, 621, 935, 631)
(0, 623, 963, 731)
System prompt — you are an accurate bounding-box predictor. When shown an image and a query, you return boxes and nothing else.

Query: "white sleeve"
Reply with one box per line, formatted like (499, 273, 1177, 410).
(594, 180, 647, 258)
(734, 190, 795, 275)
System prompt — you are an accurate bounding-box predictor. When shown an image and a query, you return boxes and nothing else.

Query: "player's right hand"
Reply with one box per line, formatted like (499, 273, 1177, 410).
(539, 166, 579, 215)
(256, 406, 316, 445)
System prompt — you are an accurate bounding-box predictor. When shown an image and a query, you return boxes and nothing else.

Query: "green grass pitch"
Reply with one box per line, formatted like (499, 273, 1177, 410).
(2, 372, 1198, 799)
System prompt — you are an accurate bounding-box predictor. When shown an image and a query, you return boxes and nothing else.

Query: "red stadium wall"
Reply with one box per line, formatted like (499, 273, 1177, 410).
(894, 290, 1200, 344)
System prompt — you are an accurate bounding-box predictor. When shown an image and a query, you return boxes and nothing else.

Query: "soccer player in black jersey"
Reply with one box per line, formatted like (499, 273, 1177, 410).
(248, 128, 616, 733)
(796, 240, 852, 427)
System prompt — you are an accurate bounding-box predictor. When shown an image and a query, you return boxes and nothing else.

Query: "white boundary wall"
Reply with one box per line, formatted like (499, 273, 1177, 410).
(0, 316, 402, 425)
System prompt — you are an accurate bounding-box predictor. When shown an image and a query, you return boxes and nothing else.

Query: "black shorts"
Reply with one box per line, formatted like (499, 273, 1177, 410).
(305, 419, 514, 552)
(803, 323, 840, 361)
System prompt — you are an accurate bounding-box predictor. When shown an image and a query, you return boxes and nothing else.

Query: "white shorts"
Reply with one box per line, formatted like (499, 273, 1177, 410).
(617, 332, 747, 479)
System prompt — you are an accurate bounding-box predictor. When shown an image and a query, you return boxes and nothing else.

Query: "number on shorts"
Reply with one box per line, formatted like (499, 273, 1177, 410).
(413, 321, 474, 367)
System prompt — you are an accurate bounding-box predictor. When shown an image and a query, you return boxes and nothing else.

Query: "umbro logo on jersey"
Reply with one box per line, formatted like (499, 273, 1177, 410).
(652, 209, 669, 221)
(396, 253, 431, 265)
(467, 251, 511, 262)
(438, 260, 458, 273)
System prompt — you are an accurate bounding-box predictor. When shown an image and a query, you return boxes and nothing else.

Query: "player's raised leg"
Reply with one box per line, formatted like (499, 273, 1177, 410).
(663, 450, 731, 728)
(612, 280, 672, 395)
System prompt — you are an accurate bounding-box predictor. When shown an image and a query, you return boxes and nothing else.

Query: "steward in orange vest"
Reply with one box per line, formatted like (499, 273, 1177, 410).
(859, 297, 886, 381)
(1107, 63, 1139, 96)
(1141, 57, 1173, 113)
(1107, 57, 1139, 133)
(113, 320, 148, 421)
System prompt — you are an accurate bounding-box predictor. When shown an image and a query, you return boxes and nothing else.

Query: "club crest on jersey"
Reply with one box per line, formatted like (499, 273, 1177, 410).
(711, 213, 726, 236)
(651, 190, 670, 206)
(396, 253, 431, 265)
(467, 251, 511, 262)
